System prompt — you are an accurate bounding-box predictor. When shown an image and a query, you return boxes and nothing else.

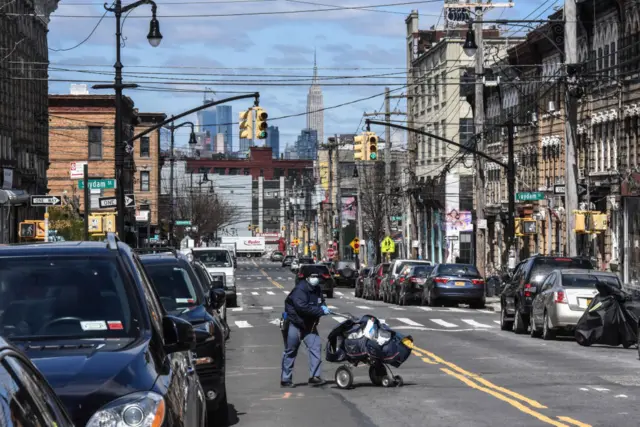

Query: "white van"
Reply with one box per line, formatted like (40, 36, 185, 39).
(191, 247, 238, 307)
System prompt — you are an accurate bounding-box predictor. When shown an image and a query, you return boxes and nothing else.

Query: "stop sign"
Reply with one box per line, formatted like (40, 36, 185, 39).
(327, 248, 335, 257)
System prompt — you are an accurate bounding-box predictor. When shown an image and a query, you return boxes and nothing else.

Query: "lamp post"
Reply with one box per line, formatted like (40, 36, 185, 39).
(93, 0, 162, 240)
(167, 120, 197, 246)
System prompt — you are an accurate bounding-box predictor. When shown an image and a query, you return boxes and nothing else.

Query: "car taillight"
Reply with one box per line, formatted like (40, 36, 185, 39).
(524, 283, 533, 297)
(472, 279, 484, 285)
(297, 273, 305, 279)
(554, 290, 567, 304)
(434, 277, 448, 283)
(410, 277, 418, 283)
(398, 277, 405, 283)
(322, 274, 331, 279)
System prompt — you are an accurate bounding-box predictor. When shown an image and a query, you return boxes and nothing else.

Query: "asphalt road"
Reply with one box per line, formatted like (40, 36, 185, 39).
(223, 258, 639, 427)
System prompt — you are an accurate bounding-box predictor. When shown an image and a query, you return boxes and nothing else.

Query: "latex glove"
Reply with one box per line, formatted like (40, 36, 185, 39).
(321, 305, 331, 315)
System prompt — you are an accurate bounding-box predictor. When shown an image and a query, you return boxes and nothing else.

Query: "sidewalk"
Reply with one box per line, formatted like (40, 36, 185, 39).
(486, 296, 500, 312)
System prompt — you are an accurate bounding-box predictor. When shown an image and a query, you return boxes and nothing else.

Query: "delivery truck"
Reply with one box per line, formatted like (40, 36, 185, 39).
(221, 236, 266, 257)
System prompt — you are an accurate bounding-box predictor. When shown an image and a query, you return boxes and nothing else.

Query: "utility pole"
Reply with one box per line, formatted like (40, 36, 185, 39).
(564, 0, 578, 256)
(474, 3, 486, 277)
(83, 163, 90, 241)
(506, 120, 516, 266)
(335, 135, 343, 259)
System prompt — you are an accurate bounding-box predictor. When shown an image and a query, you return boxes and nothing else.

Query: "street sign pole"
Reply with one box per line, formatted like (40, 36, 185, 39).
(83, 163, 89, 241)
(44, 207, 49, 243)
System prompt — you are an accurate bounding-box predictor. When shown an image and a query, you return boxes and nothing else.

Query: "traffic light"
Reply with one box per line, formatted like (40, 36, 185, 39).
(353, 133, 366, 161)
(515, 218, 537, 236)
(239, 109, 254, 139)
(255, 107, 268, 139)
(368, 132, 379, 160)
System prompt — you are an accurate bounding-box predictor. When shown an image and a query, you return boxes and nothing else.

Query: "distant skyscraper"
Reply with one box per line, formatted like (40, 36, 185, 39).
(306, 50, 324, 146)
(214, 134, 225, 154)
(295, 128, 318, 160)
(266, 126, 280, 159)
(239, 138, 252, 156)
(215, 105, 232, 152)
(197, 110, 216, 146)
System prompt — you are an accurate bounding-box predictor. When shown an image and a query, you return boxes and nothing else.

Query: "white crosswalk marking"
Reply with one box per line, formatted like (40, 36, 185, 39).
(476, 310, 494, 314)
(418, 307, 433, 311)
(461, 319, 492, 328)
(379, 319, 386, 324)
(235, 321, 252, 328)
(446, 308, 467, 312)
(263, 306, 273, 310)
(266, 291, 275, 295)
(494, 320, 501, 325)
(431, 319, 457, 328)
(335, 291, 344, 296)
(230, 307, 243, 312)
(237, 292, 243, 296)
(327, 305, 337, 309)
(251, 292, 259, 295)
(396, 318, 424, 326)
(350, 292, 355, 296)
(390, 307, 406, 311)
(356, 306, 371, 309)
(332, 316, 347, 323)
(283, 291, 289, 295)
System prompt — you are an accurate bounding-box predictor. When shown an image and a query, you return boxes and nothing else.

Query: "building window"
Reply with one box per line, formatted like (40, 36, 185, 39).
(88, 126, 102, 159)
(140, 136, 150, 157)
(140, 171, 150, 191)
(459, 118, 474, 148)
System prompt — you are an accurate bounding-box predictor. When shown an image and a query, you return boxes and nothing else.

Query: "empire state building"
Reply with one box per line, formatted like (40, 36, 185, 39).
(306, 52, 324, 145)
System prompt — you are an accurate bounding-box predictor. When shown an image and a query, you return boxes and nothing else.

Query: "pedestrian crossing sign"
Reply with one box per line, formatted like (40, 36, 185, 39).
(381, 236, 395, 253)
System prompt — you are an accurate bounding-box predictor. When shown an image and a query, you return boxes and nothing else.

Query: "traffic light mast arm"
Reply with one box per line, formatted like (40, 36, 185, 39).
(365, 119, 508, 170)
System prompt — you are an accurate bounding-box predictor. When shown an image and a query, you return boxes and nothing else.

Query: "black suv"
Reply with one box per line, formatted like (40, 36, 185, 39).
(334, 261, 357, 287)
(0, 234, 207, 426)
(139, 251, 229, 424)
(298, 264, 335, 298)
(500, 255, 595, 333)
(0, 336, 74, 426)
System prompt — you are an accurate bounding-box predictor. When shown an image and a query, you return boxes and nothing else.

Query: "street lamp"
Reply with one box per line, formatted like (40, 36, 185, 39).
(93, 0, 162, 240)
(463, 25, 478, 57)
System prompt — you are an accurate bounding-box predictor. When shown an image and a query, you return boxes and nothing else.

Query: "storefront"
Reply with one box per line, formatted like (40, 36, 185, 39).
(621, 173, 640, 284)
(0, 189, 31, 243)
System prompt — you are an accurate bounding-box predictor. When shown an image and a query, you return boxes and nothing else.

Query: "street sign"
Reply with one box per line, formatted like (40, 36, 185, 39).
(578, 184, 587, 196)
(78, 179, 116, 190)
(516, 192, 544, 202)
(554, 185, 565, 195)
(390, 216, 403, 221)
(175, 220, 192, 226)
(98, 196, 117, 209)
(30, 195, 61, 207)
(349, 237, 361, 253)
(69, 161, 87, 179)
(381, 236, 395, 253)
(326, 248, 335, 257)
(291, 239, 300, 246)
(124, 194, 136, 208)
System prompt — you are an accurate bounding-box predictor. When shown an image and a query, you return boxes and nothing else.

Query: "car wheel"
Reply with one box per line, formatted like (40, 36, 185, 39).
(542, 311, 556, 340)
(530, 313, 542, 338)
(426, 289, 437, 307)
(500, 304, 513, 331)
(513, 302, 527, 334)
(207, 388, 229, 426)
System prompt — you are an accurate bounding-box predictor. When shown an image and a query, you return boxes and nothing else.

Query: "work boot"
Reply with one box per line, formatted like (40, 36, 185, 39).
(280, 381, 295, 388)
(308, 376, 326, 386)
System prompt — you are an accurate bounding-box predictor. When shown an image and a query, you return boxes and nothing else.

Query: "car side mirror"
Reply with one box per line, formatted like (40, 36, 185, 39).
(162, 315, 195, 354)
(208, 288, 226, 310)
(233, 259, 237, 268)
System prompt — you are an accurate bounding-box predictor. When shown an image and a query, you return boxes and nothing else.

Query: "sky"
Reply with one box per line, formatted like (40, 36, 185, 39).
(46, 0, 559, 152)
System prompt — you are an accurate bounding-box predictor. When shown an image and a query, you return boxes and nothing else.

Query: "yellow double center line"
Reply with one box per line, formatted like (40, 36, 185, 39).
(253, 259, 284, 289)
(410, 344, 591, 427)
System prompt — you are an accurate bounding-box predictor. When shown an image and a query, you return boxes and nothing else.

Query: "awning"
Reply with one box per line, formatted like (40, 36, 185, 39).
(0, 189, 29, 205)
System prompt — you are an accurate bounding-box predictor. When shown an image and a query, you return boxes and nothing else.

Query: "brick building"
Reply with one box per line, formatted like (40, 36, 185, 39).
(186, 146, 313, 180)
(0, 0, 59, 243)
(48, 95, 139, 232)
(134, 112, 167, 243)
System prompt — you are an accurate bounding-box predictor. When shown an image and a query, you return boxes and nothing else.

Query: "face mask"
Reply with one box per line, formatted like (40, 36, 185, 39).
(308, 277, 320, 286)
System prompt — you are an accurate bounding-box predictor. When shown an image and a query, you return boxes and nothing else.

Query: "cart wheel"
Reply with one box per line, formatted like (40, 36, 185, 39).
(368, 365, 385, 386)
(394, 375, 404, 387)
(381, 376, 393, 388)
(335, 366, 354, 389)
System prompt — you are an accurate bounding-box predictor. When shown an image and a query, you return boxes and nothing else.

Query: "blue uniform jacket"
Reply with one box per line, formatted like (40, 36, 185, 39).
(285, 279, 325, 332)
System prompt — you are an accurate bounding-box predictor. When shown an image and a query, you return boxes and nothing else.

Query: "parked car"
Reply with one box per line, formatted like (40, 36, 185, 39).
(500, 256, 595, 333)
(393, 264, 434, 305)
(140, 251, 229, 423)
(422, 263, 486, 308)
(282, 255, 295, 267)
(365, 263, 391, 300)
(381, 259, 433, 303)
(530, 269, 621, 340)
(333, 261, 358, 287)
(192, 247, 238, 307)
(0, 336, 74, 427)
(0, 234, 207, 426)
(297, 264, 335, 298)
(271, 251, 284, 262)
(291, 256, 314, 273)
(355, 267, 371, 298)
(192, 259, 230, 329)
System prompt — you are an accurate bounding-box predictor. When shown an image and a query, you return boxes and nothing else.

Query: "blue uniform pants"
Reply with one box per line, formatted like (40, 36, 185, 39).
(281, 322, 322, 383)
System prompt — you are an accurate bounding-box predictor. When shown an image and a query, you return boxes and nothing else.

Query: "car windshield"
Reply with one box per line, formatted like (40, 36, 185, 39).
(300, 265, 330, 277)
(397, 261, 430, 274)
(143, 264, 202, 313)
(529, 258, 594, 283)
(0, 256, 138, 340)
(193, 250, 232, 267)
(562, 273, 621, 288)
(382, 263, 391, 274)
(284, 256, 294, 260)
(412, 265, 434, 276)
(299, 258, 314, 264)
(438, 264, 480, 277)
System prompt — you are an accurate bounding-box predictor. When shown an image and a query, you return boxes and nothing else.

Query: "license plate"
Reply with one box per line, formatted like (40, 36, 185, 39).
(417, 279, 425, 284)
(455, 281, 465, 286)
(578, 298, 592, 309)
(586, 298, 592, 306)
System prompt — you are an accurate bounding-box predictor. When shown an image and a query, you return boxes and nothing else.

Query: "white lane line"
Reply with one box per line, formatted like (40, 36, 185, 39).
(493, 320, 501, 324)
(266, 291, 275, 295)
(461, 319, 493, 328)
(350, 292, 355, 296)
(418, 307, 433, 312)
(283, 291, 289, 295)
(395, 318, 424, 327)
(332, 316, 347, 323)
(251, 292, 259, 296)
(476, 310, 494, 314)
(237, 292, 243, 296)
(235, 321, 253, 328)
(230, 307, 243, 312)
(379, 319, 386, 324)
(431, 319, 457, 328)
(390, 307, 406, 311)
(263, 306, 273, 310)
(356, 305, 371, 309)
(327, 305, 337, 309)
(446, 308, 467, 312)
(335, 291, 344, 296)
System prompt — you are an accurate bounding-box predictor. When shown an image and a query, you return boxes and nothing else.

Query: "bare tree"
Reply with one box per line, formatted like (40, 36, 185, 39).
(358, 162, 388, 264)
(174, 184, 242, 241)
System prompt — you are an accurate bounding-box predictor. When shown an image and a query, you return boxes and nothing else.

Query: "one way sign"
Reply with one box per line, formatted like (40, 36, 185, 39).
(125, 194, 136, 208)
(30, 195, 62, 206)
(98, 196, 117, 209)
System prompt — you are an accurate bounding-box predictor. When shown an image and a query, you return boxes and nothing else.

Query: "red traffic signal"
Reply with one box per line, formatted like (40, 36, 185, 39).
(353, 243, 360, 250)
